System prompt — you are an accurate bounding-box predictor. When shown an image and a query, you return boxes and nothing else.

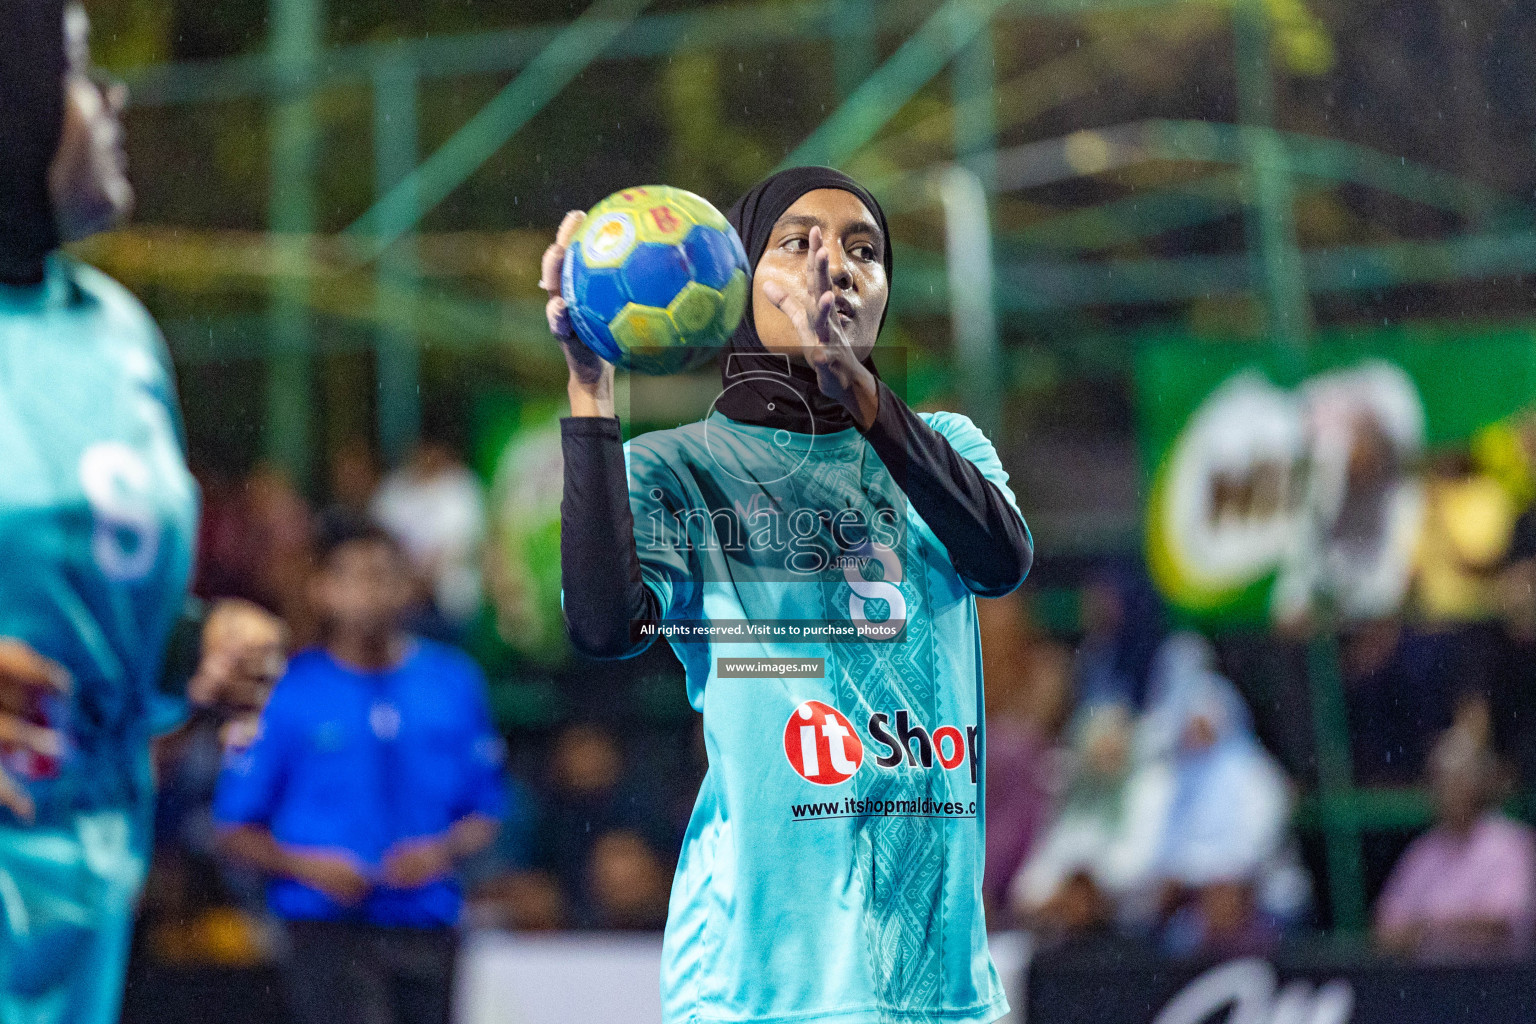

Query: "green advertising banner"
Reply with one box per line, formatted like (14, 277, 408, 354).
(1135, 325, 1536, 624)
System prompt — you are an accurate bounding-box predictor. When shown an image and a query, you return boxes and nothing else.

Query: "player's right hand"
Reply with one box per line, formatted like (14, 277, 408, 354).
(284, 847, 373, 906)
(0, 639, 71, 823)
(540, 210, 615, 398)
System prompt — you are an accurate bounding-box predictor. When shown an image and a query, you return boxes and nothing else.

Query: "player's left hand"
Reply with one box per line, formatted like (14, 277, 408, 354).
(760, 224, 879, 429)
(380, 835, 455, 890)
(0, 639, 71, 822)
(189, 599, 287, 748)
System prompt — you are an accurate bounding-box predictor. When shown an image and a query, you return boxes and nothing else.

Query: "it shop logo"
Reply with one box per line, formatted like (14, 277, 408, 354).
(783, 701, 864, 786)
(782, 700, 979, 786)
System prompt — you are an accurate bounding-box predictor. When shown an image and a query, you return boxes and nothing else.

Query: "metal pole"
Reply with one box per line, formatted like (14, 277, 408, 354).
(343, 0, 655, 260)
(940, 165, 1001, 439)
(373, 59, 422, 466)
(833, 0, 878, 102)
(952, 2, 997, 191)
(947, 7, 1001, 441)
(779, 0, 1009, 170)
(1307, 628, 1368, 933)
(265, 0, 322, 487)
(1233, 0, 1309, 364)
(1234, 0, 1358, 931)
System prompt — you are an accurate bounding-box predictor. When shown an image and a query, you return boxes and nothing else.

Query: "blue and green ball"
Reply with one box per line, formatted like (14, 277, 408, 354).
(561, 185, 750, 376)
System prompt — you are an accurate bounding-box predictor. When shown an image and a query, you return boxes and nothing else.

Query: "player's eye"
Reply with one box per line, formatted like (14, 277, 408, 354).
(850, 243, 877, 262)
(782, 236, 809, 252)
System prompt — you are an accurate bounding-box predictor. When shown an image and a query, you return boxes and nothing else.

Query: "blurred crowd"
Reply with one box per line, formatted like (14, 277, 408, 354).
(194, 437, 488, 651)
(982, 602, 1533, 962)
(138, 402, 1536, 973)
(141, 437, 700, 975)
(979, 596, 1315, 959)
(979, 400, 1536, 966)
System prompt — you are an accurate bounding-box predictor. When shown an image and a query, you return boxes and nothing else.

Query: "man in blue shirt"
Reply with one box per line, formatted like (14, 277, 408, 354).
(215, 518, 504, 1024)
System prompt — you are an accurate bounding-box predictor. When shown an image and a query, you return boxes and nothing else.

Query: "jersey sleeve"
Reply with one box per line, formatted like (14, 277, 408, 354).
(624, 437, 699, 620)
(878, 398, 1031, 596)
(212, 680, 297, 828)
(921, 410, 1024, 520)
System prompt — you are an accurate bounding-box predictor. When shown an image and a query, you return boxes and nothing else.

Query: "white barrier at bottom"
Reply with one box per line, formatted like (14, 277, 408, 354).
(456, 930, 1033, 1024)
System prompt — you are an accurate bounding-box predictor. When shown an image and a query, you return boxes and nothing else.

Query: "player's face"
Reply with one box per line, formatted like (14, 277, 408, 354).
(312, 541, 415, 636)
(48, 4, 132, 243)
(752, 188, 888, 362)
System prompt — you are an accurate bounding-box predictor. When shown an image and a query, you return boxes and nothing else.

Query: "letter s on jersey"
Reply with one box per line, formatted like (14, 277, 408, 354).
(79, 441, 160, 583)
(846, 540, 906, 639)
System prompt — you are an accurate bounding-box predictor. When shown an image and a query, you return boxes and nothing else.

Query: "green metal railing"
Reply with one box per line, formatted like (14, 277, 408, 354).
(264, 0, 322, 485)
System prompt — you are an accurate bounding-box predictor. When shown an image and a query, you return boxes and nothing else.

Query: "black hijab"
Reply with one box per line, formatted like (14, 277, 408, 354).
(0, 0, 67, 286)
(717, 166, 892, 435)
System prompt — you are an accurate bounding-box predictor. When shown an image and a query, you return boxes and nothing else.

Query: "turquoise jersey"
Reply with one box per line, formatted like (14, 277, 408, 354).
(629, 412, 1017, 1024)
(0, 255, 197, 1024)
(0, 254, 197, 823)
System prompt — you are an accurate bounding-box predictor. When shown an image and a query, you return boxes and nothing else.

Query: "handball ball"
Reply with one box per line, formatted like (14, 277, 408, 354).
(561, 186, 749, 375)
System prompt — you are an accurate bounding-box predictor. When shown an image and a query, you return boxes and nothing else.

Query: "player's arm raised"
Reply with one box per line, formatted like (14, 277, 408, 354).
(541, 212, 664, 659)
(189, 599, 288, 749)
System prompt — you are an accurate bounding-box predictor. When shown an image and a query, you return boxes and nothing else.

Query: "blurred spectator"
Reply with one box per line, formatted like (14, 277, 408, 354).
(137, 850, 273, 969)
(1409, 453, 1518, 722)
(1496, 445, 1536, 782)
(194, 467, 259, 602)
(1011, 702, 1174, 938)
(1143, 636, 1310, 956)
(195, 462, 317, 649)
(1374, 724, 1535, 962)
(1136, 632, 1220, 763)
(587, 830, 671, 930)
(1499, 508, 1536, 644)
(372, 438, 487, 637)
(1072, 565, 1165, 711)
(1472, 408, 1536, 521)
(466, 870, 566, 932)
(536, 722, 671, 928)
(1414, 453, 1518, 625)
(1339, 453, 1519, 785)
(978, 593, 1070, 919)
(316, 436, 382, 544)
(213, 518, 504, 1024)
(244, 463, 319, 633)
(462, 774, 568, 932)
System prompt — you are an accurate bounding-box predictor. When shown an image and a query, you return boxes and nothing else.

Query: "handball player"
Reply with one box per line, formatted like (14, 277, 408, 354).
(545, 167, 1032, 1024)
(1, 4, 281, 1021)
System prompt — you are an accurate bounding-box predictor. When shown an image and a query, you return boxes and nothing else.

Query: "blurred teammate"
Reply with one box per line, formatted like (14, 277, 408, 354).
(0, 3, 279, 1021)
(214, 519, 504, 1024)
(547, 168, 1032, 1023)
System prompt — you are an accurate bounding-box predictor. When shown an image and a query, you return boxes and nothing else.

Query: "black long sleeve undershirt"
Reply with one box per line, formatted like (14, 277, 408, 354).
(559, 417, 662, 658)
(559, 386, 1032, 660)
(859, 378, 1033, 596)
